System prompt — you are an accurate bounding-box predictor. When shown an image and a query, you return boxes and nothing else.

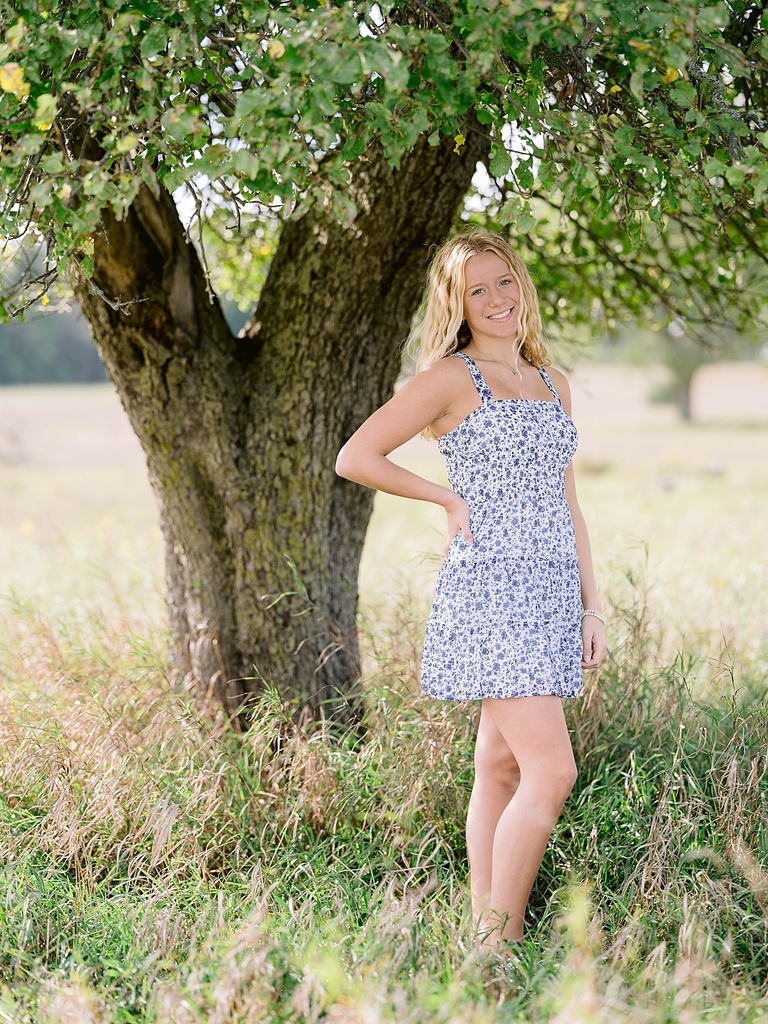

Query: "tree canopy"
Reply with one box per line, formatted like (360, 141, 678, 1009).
(2, 0, 768, 337)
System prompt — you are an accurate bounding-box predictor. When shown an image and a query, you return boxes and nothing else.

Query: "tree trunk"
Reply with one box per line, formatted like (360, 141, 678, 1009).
(74, 128, 489, 727)
(677, 373, 694, 422)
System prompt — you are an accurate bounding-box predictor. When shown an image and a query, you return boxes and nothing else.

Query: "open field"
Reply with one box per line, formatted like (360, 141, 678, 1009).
(1, 363, 767, 640)
(0, 366, 767, 1022)
(1, 364, 766, 692)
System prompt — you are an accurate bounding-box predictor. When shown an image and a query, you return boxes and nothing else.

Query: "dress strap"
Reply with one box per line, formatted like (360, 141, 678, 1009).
(452, 352, 494, 403)
(539, 367, 562, 406)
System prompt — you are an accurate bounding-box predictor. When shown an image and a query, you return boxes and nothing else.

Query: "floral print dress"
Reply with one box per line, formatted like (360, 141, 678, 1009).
(421, 353, 583, 702)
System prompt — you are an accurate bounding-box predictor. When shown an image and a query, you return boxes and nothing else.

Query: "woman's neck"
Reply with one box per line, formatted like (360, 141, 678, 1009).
(464, 337, 525, 367)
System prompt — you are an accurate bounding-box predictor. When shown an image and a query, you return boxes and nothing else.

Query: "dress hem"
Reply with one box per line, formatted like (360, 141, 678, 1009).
(422, 686, 584, 703)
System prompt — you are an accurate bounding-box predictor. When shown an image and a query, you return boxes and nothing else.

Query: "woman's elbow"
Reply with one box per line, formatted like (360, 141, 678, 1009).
(335, 442, 359, 481)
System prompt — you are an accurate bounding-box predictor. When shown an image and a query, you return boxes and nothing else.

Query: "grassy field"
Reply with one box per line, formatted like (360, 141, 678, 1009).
(0, 366, 767, 1022)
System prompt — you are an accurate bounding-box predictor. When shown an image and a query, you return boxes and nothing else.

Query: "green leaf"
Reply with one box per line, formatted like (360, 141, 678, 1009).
(695, 6, 728, 31)
(703, 157, 728, 178)
(15, 135, 45, 158)
(515, 207, 536, 234)
(341, 132, 369, 160)
(724, 165, 746, 187)
(489, 146, 512, 178)
(516, 157, 534, 191)
(28, 180, 52, 207)
(309, 82, 337, 119)
(31, 92, 57, 130)
(327, 53, 361, 86)
(41, 152, 64, 174)
(668, 82, 696, 109)
(498, 196, 536, 234)
(140, 25, 169, 58)
(161, 105, 206, 145)
(233, 90, 266, 122)
(5, 18, 26, 51)
(613, 125, 639, 159)
(115, 132, 140, 154)
(629, 63, 647, 101)
(753, 167, 768, 205)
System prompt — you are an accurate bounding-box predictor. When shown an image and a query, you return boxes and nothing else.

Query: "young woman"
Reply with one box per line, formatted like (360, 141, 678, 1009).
(335, 231, 606, 945)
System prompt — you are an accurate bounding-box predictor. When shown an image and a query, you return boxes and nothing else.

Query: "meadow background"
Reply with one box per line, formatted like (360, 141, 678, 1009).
(0, 361, 767, 1023)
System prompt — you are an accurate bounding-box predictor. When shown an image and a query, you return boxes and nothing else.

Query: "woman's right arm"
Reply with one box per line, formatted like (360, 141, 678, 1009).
(335, 359, 474, 549)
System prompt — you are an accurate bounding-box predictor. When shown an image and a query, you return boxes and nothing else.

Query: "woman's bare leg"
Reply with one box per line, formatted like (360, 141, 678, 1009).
(477, 695, 577, 944)
(466, 703, 520, 927)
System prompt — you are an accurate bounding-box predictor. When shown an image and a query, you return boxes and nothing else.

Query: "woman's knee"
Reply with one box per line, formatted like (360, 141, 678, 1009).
(474, 739, 520, 791)
(560, 757, 578, 799)
(544, 756, 578, 808)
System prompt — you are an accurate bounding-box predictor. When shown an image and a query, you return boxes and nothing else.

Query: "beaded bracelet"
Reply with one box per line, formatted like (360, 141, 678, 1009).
(581, 609, 606, 625)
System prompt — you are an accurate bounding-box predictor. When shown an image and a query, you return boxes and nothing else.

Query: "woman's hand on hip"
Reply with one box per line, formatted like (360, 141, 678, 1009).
(443, 494, 474, 555)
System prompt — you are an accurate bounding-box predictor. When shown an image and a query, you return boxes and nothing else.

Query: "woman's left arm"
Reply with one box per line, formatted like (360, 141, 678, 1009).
(549, 367, 607, 670)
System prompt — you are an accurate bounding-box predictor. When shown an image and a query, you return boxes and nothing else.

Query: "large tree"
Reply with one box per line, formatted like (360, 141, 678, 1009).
(1, 0, 767, 724)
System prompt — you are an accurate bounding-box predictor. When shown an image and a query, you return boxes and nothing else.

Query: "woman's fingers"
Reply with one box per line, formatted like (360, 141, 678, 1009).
(443, 526, 474, 555)
(444, 499, 474, 554)
(581, 622, 606, 668)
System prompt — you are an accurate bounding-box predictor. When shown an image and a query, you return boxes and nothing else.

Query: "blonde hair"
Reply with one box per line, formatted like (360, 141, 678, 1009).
(408, 231, 548, 373)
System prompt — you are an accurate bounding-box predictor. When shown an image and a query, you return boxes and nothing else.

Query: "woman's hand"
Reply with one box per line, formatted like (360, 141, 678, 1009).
(444, 494, 474, 555)
(581, 617, 607, 669)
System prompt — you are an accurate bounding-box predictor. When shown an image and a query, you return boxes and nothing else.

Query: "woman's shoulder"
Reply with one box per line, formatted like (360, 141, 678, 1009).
(414, 353, 471, 388)
(389, 354, 474, 436)
(543, 363, 568, 387)
(542, 364, 573, 410)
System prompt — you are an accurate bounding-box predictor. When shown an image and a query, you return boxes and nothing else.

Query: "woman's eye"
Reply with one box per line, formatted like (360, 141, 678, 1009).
(500, 278, 512, 286)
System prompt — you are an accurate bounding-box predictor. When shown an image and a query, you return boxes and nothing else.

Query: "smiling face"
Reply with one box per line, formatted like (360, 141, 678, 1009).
(462, 250, 521, 344)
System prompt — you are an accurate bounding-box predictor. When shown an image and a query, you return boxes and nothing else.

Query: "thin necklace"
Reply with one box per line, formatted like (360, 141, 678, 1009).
(474, 353, 523, 377)
(472, 351, 525, 398)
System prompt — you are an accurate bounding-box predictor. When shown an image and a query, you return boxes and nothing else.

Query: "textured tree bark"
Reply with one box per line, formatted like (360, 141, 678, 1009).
(74, 127, 489, 727)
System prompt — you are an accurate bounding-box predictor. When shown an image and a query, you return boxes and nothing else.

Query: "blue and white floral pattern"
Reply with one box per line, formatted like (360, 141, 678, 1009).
(421, 353, 583, 702)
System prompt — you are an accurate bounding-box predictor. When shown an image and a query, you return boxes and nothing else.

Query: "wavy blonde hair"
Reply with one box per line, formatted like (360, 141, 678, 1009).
(408, 231, 548, 373)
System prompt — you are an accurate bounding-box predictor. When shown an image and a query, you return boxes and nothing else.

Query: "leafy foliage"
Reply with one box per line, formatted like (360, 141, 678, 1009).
(1, 0, 768, 332)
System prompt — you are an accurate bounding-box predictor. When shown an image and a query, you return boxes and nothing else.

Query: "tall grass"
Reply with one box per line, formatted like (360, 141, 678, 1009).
(1, 568, 767, 1024)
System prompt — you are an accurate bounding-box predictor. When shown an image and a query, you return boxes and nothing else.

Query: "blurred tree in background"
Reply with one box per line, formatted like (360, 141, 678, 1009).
(0, 310, 104, 383)
(1, 0, 767, 724)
